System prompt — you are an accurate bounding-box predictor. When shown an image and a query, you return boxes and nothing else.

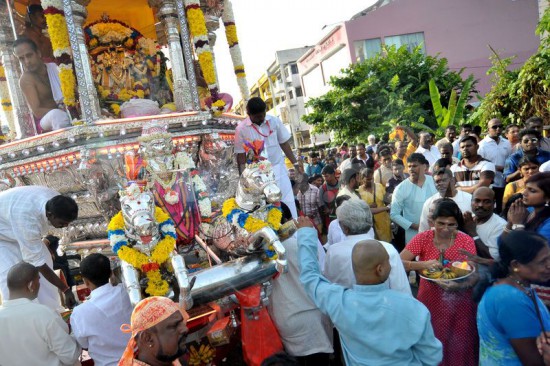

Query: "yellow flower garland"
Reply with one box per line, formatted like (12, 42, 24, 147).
(222, 197, 282, 232)
(43, 1, 77, 108)
(108, 207, 176, 296)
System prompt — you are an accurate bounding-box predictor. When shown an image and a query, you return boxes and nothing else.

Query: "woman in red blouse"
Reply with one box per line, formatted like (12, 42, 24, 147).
(400, 199, 479, 366)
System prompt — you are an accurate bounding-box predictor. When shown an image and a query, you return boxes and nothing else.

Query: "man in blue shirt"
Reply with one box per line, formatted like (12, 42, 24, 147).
(297, 217, 442, 366)
(505, 129, 550, 183)
(305, 152, 325, 177)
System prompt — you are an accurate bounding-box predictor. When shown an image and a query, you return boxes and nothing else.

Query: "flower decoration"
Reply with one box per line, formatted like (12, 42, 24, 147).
(222, 197, 282, 260)
(108, 207, 177, 296)
(42, 0, 78, 111)
(183, 0, 225, 114)
(85, 19, 140, 51)
(0, 64, 14, 136)
(222, 0, 249, 102)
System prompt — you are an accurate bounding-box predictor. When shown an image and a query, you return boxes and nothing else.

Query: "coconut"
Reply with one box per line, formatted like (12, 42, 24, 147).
(451, 261, 472, 277)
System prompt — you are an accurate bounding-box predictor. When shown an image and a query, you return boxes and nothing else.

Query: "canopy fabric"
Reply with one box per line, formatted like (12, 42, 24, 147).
(14, 0, 158, 40)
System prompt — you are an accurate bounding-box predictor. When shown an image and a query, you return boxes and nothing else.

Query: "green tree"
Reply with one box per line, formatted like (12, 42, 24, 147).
(302, 45, 474, 142)
(470, 5, 550, 126)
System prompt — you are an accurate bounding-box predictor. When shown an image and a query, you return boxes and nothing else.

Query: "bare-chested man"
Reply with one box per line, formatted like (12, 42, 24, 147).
(13, 38, 71, 133)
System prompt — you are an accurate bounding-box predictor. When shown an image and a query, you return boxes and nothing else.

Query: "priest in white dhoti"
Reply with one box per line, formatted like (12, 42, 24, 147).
(235, 97, 299, 218)
(14, 38, 71, 134)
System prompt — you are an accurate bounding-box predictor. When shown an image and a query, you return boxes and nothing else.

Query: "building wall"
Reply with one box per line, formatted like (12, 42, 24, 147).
(299, 0, 540, 101)
(345, 0, 540, 95)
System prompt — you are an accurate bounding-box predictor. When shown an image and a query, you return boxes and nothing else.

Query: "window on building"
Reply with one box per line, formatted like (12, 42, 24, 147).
(295, 86, 303, 97)
(353, 38, 382, 62)
(290, 63, 299, 74)
(384, 32, 425, 53)
(289, 90, 295, 100)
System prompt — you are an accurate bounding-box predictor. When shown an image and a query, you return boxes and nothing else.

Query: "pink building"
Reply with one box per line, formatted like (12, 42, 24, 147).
(298, 0, 541, 99)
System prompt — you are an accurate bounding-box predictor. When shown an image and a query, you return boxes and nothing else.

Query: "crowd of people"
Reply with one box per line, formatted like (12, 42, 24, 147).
(1, 96, 550, 366)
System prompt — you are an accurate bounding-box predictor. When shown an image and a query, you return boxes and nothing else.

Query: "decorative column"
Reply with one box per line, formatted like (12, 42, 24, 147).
(158, 0, 193, 111)
(0, 2, 36, 138)
(175, 0, 200, 110)
(63, 0, 102, 124)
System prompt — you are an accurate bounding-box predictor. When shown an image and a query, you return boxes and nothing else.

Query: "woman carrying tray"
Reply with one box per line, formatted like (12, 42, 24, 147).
(400, 199, 479, 366)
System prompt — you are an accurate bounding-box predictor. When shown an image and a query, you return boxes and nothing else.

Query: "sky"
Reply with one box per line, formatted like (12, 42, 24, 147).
(212, 0, 377, 105)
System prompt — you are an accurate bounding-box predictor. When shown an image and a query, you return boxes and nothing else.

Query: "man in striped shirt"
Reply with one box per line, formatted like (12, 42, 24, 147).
(450, 135, 495, 194)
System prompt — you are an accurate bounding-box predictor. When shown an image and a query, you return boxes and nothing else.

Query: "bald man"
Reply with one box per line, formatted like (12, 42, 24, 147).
(0, 262, 80, 366)
(463, 187, 507, 261)
(297, 217, 442, 366)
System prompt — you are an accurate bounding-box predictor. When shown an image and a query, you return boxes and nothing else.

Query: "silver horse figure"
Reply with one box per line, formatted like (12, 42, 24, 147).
(115, 184, 193, 309)
(212, 159, 287, 274)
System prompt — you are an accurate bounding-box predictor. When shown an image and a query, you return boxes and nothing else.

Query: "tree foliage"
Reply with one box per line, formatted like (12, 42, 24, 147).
(302, 45, 474, 142)
(469, 6, 550, 126)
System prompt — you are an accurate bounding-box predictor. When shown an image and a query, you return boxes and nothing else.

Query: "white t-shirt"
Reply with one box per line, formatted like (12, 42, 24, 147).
(540, 160, 550, 172)
(323, 234, 411, 295)
(415, 145, 441, 167)
(419, 190, 473, 232)
(476, 213, 507, 260)
(451, 159, 496, 187)
(234, 115, 291, 167)
(70, 283, 133, 366)
(478, 136, 512, 188)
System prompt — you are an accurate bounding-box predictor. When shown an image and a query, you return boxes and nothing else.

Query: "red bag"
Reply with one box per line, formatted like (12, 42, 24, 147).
(235, 285, 283, 366)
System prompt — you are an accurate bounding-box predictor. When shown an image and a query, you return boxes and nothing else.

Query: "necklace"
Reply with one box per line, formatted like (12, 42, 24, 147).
(250, 120, 272, 138)
(509, 276, 532, 296)
(146, 166, 181, 205)
(434, 233, 454, 265)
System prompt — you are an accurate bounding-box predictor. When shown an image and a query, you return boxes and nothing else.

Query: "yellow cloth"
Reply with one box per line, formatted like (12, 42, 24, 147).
(392, 141, 417, 173)
(119, 296, 187, 366)
(358, 184, 392, 242)
(503, 180, 524, 207)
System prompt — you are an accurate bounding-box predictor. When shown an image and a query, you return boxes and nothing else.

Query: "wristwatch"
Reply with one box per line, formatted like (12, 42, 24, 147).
(512, 224, 525, 230)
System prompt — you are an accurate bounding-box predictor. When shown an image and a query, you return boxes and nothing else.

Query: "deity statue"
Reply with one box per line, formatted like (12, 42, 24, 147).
(128, 121, 212, 246)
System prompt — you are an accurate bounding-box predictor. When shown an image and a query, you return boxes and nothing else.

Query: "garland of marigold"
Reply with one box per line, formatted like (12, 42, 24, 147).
(0, 64, 15, 139)
(107, 207, 177, 296)
(222, 197, 282, 259)
(222, 0, 249, 102)
(183, 0, 225, 115)
(41, 0, 77, 110)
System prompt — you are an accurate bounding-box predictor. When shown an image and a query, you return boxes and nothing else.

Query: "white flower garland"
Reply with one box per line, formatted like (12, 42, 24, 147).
(222, 0, 249, 102)
(0, 64, 15, 139)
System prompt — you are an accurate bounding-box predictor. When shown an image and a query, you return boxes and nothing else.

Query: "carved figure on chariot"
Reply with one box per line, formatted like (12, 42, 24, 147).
(122, 121, 212, 248)
(85, 16, 173, 117)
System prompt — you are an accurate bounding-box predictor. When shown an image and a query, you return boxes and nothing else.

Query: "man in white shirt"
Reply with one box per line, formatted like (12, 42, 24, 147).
(70, 253, 133, 366)
(324, 199, 411, 295)
(415, 132, 441, 167)
(0, 262, 80, 365)
(234, 97, 298, 218)
(338, 145, 356, 173)
(451, 136, 496, 194)
(337, 168, 361, 200)
(419, 168, 472, 232)
(325, 195, 375, 249)
(435, 126, 457, 149)
(0, 186, 78, 310)
(462, 187, 507, 261)
(478, 118, 512, 213)
(268, 203, 333, 364)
